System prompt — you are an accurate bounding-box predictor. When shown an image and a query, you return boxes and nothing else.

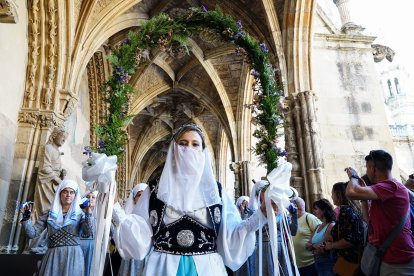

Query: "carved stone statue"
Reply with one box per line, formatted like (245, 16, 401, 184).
(33, 127, 68, 218)
(372, 44, 395, 63)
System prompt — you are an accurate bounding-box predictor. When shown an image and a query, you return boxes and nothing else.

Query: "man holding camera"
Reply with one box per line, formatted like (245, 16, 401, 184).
(345, 149, 414, 275)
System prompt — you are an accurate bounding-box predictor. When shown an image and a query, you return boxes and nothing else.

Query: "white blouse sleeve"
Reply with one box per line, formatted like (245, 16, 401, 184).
(112, 188, 153, 260)
(217, 191, 267, 271)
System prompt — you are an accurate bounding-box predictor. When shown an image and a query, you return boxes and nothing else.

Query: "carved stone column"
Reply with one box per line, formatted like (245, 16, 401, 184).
(0, 0, 72, 252)
(333, 0, 364, 34)
(283, 99, 306, 200)
(87, 51, 110, 147)
(230, 161, 251, 199)
(0, 110, 64, 253)
(284, 91, 324, 207)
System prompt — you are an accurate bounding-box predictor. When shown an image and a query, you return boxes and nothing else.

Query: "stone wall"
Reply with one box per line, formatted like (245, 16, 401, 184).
(312, 29, 399, 196)
(0, 1, 28, 240)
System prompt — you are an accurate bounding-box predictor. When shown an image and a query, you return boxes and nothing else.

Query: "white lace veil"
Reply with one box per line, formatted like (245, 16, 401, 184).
(235, 196, 250, 208)
(156, 126, 220, 212)
(124, 183, 148, 214)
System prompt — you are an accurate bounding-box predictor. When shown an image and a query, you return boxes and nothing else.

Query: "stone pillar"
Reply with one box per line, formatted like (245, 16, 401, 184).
(0, 110, 64, 253)
(283, 99, 307, 202)
(284, 91, 324, 207)
(333, 0, 364, 34)
(230, 161, 251, 199)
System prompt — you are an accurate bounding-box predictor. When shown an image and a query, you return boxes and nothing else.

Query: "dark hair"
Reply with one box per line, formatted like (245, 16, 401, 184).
(313, 199, 336, 223)
(364, 150, 393, 172)
(172, 123, 205, 149)
(332, 182, 362, 215)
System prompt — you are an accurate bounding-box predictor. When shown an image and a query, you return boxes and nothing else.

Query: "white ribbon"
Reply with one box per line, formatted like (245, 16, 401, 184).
(82, 153, 117, 276)
(259, 162, 299, 276)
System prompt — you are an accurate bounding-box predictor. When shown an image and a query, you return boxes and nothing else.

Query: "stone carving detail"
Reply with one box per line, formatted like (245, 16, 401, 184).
(18, 110, 39, 126)
(87, 59, 98, 146)
(284, 91, 324, 204)
(43, 0, 58, 109)
(39, 112, 62, 128)
(87, 51, 108, 147)
(0, 0, 18, 23)
(372, 44, 395, 63)
(24, 0, 41, 105)
(33, 126, 68, 218)
(230, 161, 250, 198)
(282, 99, 300, 177)
(62, 97, 76, 118)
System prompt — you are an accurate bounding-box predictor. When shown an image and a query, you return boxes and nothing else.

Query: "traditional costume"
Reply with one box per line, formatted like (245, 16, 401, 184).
(118, 183, 148, 276)
(79, 190, 98, 276)
(112, 135, 266, 275)
(22, 180, 94, 276)
(235, 195, 255, 276)
(250, 179, 299, 276)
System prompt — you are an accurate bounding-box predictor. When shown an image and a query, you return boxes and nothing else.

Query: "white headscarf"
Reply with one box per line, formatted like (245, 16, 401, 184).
(156, 141, 221, 212)
(48, 179, 82, 229)
(82, 190, 98, 199)
(124, 183, 148, 214)
(248, 180, 269, 211)
(236, 196, 250, 208)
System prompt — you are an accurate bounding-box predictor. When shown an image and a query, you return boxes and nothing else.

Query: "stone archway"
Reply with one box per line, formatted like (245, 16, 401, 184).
(0, 0, 323, 252)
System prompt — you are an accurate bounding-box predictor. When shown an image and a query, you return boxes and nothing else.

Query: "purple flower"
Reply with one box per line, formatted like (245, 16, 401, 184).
(259, 42, 269, 53)
(234, 31, 246, 39)
(201, 5, 208, 13)
(251, 70, 260, 77)
(236, 20, 243, 30)
(235, 48, 241, 56)
(274, 117, 280, 124)
(123, 38, 130, 45)
(283, 150, 288, 157)
(98, 140, 105, 148)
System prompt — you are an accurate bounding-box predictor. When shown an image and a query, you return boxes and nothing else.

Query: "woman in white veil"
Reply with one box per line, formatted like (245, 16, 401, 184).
(118, 183, 148, 276)
(112, 123, 270, 275)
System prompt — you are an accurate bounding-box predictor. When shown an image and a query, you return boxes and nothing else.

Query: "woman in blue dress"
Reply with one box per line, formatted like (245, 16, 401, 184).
(79, 190, 98, 276)
(21, 179, 94, 276)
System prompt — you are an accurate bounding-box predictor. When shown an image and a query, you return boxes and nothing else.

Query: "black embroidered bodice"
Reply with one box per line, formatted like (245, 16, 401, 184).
(148, 180, 222, 255)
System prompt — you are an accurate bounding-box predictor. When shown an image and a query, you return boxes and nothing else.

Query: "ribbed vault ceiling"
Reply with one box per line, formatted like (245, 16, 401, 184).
(102, 0, 283, 183)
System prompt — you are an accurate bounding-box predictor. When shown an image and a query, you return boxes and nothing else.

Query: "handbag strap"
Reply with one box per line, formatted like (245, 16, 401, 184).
(305, 213, 310, 230)
(377, 206, 409, 257)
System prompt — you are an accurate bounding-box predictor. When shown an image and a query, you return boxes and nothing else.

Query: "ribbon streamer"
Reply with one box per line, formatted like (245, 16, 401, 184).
(82, 153, 117, 276)
(258, 161, 299, 276)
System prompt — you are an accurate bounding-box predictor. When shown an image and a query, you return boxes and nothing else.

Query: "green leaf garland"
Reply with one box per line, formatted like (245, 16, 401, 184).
(88, 7, 286, 172)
